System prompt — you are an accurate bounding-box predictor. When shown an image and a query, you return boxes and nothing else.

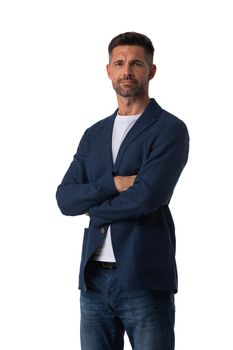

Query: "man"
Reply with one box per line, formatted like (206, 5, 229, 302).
(56, 32, 189, 350)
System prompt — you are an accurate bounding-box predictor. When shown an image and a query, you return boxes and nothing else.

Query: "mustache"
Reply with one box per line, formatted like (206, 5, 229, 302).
(118, 76, 138, 83)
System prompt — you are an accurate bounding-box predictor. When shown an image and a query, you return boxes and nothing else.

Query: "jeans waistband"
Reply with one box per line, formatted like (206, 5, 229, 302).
(91, 261, 117, 269)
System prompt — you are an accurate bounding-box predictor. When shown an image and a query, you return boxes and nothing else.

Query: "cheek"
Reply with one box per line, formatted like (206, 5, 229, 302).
(111, 72, 122, 83)
(137, 73, 149, 83)
(108, 73, 117, 83)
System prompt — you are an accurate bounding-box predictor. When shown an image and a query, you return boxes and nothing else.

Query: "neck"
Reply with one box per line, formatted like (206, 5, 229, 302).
(116, 94, 150, 116)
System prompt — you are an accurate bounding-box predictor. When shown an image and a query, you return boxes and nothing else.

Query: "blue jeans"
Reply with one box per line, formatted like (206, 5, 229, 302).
(80, 262, 175, 350)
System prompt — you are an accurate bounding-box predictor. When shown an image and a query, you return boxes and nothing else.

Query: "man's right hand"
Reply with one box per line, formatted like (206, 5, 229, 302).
(114, 175, 137, 193)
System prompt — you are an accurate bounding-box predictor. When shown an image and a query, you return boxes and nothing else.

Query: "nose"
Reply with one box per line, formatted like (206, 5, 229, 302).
(123, 63, 132, 77)
(123, 73, 133, 80)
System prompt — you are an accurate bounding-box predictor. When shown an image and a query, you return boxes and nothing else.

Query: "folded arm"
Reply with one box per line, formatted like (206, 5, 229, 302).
(56, 130, 119, 216)
(89, 122, 189, 227)
(114, 175, 137, 192)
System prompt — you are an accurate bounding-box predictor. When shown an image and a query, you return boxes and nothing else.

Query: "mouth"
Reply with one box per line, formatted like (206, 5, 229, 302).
(120, 80, 137, 85)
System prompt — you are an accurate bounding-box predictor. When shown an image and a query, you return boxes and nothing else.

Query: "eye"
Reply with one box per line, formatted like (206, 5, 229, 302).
(113, 61, 123, 67)
(134, 62, 143, 67)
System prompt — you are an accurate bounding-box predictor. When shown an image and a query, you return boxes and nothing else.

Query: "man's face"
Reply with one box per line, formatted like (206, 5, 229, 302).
(107, 45, 156, 98)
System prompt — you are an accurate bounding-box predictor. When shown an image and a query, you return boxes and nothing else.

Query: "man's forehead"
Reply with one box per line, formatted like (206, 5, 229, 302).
(111, 45, 146, 59)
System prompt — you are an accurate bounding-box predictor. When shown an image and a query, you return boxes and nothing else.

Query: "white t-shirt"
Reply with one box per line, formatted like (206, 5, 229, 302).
(94, 113, 141, 262)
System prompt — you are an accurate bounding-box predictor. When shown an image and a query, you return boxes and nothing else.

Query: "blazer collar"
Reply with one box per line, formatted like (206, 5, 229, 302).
(112, 98, 161, 122)
(113, 98, 162, 172)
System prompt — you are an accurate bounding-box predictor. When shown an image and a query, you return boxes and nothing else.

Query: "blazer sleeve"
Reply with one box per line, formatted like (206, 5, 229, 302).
(56, 130, 118, 216)
(89, 121, 189, 227)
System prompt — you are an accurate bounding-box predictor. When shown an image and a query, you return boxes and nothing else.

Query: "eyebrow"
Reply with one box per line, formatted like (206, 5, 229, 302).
(112, 59, 145, 65)
(112, 59, 124, 64)
(131, 59, 144, 64)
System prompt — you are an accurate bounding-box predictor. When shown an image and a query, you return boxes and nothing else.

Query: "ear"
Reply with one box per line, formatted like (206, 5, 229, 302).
(148, 64, 157, 80)
(106, 64, 111, 79)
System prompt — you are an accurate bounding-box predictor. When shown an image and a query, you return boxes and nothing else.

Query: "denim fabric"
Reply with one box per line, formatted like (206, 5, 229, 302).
(80, 263, 175, 350)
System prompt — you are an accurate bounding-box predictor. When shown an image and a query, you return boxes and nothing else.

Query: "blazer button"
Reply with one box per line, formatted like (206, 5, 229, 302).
(100, 227, 106, 234)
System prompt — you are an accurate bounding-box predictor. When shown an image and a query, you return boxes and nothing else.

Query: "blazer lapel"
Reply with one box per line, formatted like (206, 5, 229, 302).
(113, 99, 162, 173)
(103, 111, 117, 169)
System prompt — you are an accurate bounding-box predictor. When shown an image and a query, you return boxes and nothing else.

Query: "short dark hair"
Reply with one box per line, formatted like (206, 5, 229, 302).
(108, 32, 154, 65)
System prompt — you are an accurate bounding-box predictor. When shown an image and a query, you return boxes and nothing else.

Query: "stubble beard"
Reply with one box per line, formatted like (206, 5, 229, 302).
(112, 80, 148, 98)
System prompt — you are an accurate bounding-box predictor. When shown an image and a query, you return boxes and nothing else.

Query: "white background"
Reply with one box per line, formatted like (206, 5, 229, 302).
(1, 0, 232, 349)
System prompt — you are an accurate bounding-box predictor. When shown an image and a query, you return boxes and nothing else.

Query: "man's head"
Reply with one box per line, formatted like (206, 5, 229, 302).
(107, 32, 156, 99)
(108, 32, 155, 66)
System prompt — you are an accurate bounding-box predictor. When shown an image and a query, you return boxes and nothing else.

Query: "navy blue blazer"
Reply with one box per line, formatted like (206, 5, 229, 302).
(56, 99, 189, 292)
